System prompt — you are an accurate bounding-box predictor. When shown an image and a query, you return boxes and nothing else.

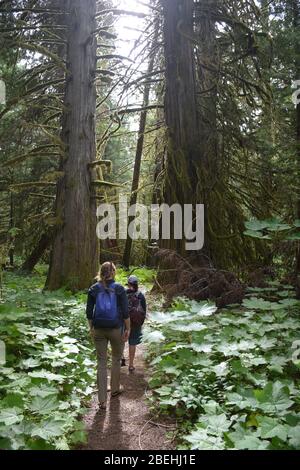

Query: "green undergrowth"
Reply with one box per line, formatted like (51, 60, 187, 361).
(115, 266, 156, 290)
(144, 282, 300, 450)
(0, 265, 156, 450)
(0, 270, 95, 450)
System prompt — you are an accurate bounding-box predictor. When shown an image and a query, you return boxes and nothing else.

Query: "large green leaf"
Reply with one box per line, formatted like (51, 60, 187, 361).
(31, 419, 66, 440)
(28, 370, 65, 382)
(227, 423, 270, 450)
(257, 338, 277, 350)
(264, 220, 291, 232)
(242, 297, 283, 311)
(28, 384, 59, 398)
(256, 416, 288, 441)
(150, 311, 191, 324)
(19, 358, 41, 369)
(286, 232, 300, 242)
(212, 362, 229, 377)
(254, 382, 294, 413)
(143, 330, 166, 343)
(200, 414, 232, 435)
(245, 220, 269, 231)
(288, 426, 300, 448)
(28, 395, 59, 415)
(227, 389, 258, 410)
(169, 322, 207, 332)
(184, 428, 225, 450)
(244, 230, 271, 240)
(0, 407, 24, 426)
(192, 304, 217, 317)
(155, 385, 174, 397)
(190, 343, 213, 353)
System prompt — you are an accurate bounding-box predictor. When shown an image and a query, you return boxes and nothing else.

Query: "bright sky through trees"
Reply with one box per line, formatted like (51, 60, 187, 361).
(116, 0, 150, 58)
(113, 0, 151, 124)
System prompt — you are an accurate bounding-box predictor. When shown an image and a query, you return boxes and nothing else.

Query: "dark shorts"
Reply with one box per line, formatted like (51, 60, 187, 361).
(129, 327, 143, 346)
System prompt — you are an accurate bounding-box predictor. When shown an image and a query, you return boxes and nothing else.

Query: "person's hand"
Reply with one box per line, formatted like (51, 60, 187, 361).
(89, 327, 95, 339)
(122, 329, 130, 342)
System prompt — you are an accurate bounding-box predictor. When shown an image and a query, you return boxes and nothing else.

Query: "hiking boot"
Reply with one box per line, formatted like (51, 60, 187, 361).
(111, 385, 124, 398)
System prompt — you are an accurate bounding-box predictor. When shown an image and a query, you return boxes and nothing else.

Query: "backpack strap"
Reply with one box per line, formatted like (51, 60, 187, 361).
(98, 281, 117, 293)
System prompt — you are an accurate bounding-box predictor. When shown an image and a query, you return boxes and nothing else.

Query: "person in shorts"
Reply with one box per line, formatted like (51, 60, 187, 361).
(126, 275, 146, 373)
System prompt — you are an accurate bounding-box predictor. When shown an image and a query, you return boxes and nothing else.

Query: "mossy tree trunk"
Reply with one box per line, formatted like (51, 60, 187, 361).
(46, 0, 99, 290)
(21, 229, 55, 273)
(292, 0, 300, 273)
(161, 0, 215, 258)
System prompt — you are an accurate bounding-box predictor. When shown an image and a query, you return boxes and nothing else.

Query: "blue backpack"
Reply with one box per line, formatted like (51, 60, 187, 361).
(92, 282, 119, 328)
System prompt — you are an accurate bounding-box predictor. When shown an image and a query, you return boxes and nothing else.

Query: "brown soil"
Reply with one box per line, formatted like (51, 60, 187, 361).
(80, 344, 176, 451)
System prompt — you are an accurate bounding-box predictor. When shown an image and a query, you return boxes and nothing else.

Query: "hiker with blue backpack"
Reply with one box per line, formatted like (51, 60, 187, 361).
(86, 262, 130, 410)
(124, 275, 147, 373)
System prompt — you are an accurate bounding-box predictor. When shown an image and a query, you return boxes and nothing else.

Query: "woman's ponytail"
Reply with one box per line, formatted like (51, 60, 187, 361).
(97, 261, 116, 287)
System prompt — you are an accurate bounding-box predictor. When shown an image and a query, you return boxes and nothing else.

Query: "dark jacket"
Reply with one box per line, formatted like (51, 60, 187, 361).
(86, 280, 129, 328)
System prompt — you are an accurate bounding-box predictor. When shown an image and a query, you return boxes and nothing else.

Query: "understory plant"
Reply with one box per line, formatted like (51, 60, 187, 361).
(0, 271, 95, 450)
(144, 285, 300, 450)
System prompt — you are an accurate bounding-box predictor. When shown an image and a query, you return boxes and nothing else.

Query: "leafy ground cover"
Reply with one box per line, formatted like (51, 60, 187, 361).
(144, 284, 300, 450)
(0, 266, 156, 450)
(0, 271, 95, 450)
(1, 267, 299, 451)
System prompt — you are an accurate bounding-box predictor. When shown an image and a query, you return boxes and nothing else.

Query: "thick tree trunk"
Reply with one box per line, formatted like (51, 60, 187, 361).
(260, 0, 274, 218)
(293, 0, 300, 273)
(163, 0, 200, 169)
(161, 0, 213, 257)
(8, 191, 14, 266)
(21, 230, 55, 273)
(296, 93, 300, 273)
(46, 0, 99, 290)
(195, 0, 218, 171)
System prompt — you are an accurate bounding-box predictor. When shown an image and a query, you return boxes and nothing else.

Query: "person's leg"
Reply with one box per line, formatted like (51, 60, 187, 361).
(120, 324, 126, 366)
(129, 345, 136, 369)
(128, 327, 142, 370)
(121, 341, 126, 366)
(107, 328, 123, 395)
(93, 329, 108, 405)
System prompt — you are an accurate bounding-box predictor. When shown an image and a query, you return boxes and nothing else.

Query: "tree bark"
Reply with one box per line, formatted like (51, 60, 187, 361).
(160, 0, 212, 256)
(21, 229, 55, 273)
(162, 0, 200, 170)
(8, 191, 14, 266)
(259, 0, 274, 218)
(292, 0, 300, 273)
(46, 0, 99, 290)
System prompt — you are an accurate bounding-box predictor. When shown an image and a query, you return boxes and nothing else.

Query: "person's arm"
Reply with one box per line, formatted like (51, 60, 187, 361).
(140, 293, 147, 315)
(86, 288, 95, 334)
(118, 286, 130, 341)
(123, 318, 130, 342)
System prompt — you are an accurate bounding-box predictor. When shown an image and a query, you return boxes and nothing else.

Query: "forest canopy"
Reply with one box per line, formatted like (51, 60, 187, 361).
(0, 0, 299, 292)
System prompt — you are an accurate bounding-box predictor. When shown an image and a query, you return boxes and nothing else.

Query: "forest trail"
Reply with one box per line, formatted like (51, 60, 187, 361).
(80, 346, 176, 451)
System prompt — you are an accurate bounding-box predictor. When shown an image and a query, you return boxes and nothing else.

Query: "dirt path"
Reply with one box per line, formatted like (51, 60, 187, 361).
(81, 344, 176, 451)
